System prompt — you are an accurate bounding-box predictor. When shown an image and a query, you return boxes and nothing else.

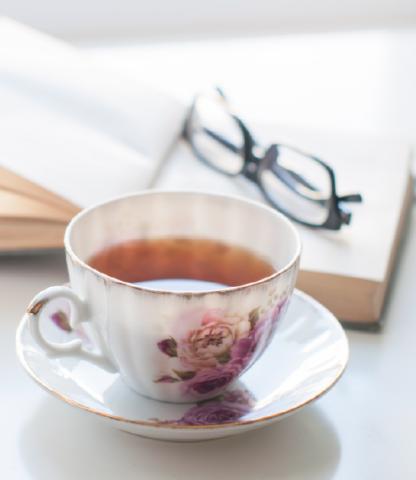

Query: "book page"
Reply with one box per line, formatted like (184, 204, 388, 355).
(156, 128, 411, 283)
(0, 165, 78, 214)
(0, 18, 187, 207)
(0, 189, 71, 222)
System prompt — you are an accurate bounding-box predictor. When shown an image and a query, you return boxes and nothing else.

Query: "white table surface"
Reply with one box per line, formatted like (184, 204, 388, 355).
(2, 29, 416, 479)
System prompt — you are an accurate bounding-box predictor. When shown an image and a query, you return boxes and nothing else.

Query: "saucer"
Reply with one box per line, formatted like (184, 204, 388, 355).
(16, 290, 348, 442)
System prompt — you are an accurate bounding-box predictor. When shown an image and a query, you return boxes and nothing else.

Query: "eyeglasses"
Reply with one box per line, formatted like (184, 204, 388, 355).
(183, 88, 362, 230)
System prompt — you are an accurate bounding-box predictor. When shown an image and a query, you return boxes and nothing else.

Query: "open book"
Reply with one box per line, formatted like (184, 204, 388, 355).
(0, 18, 412, 324)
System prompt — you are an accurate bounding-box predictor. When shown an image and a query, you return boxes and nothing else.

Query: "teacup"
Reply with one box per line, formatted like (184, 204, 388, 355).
(26, 191, 301, 402)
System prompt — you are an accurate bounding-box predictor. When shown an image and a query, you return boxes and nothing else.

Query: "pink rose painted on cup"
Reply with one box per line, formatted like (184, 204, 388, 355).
(155, 298, 288, 397)
(185, 362, 242, 396)
(177, 309, 250, 369)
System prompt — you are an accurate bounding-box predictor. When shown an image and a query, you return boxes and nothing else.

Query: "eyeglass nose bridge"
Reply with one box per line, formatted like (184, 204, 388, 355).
(242, 160, 259, 181)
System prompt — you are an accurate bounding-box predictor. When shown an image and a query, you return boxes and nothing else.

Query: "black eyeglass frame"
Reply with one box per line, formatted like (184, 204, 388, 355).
(183, 89, 362, 230)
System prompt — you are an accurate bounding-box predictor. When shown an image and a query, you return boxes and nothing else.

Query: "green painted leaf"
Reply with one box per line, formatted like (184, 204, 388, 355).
(216, 349, 231, 364)
(173, 369, 196, 381)
(157, 337, 178, 357)
(196, 395, 224, 406)
(249, 307, 260, 330)
(154, 375, 179, 383)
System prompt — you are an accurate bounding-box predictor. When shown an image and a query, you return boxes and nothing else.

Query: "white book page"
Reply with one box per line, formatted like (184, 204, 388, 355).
(0, 18, 186, 207)
(156, 127, 411, 282)
(0, 87, 156, 207)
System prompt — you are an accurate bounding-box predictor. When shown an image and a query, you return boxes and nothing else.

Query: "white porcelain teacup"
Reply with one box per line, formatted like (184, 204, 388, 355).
(26, 191, 301, 402)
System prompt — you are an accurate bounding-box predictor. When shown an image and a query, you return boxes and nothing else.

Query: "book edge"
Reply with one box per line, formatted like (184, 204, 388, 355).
(298, 173, 414, 323)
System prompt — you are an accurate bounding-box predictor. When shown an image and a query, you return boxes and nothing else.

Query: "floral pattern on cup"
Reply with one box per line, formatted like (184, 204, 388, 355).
(153, 389, 255, 426)
(50, 310, 72, 332)
(49, 306, 92, 347)
(155, 298, 288, 397)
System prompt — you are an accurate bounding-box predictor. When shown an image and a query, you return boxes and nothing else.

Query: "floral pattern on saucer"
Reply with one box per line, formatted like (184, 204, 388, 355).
(155, 389, 255, 426)
(155, 298, 288, 397)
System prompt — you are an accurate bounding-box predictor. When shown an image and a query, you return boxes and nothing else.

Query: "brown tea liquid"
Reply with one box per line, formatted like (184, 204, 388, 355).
(87, 238, 275, 291)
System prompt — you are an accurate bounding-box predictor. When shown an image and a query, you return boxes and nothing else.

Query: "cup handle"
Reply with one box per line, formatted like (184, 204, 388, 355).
(26, 285, 116, 372)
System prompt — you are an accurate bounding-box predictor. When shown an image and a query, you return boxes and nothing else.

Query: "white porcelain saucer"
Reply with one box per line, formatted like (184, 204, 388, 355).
(16, 290, 348, 442)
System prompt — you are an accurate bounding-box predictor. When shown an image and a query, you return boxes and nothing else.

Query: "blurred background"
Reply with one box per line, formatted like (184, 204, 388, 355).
(2, 0, 416, 143)
(2, 0, 416, 40)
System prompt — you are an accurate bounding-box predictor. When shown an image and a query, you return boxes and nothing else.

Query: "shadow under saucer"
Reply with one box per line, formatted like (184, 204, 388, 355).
(19, 397, 341, 480)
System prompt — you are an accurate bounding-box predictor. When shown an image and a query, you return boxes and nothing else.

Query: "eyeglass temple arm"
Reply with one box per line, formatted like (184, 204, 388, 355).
(272, 162, 319, 192)
(268, 147, 331, 203)
(203, 127, 240, 154)
(270, 155, 363, 217)
(337, 193, 363, 203)
(272, 162, 363, 203)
